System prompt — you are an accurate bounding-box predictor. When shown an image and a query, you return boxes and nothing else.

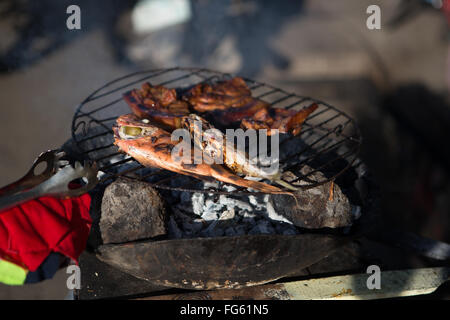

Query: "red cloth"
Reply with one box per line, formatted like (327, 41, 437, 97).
(443, 0, 450, 26)
(0, 194, 91, 272)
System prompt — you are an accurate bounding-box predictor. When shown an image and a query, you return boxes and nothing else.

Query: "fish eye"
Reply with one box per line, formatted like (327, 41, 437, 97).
(123, 126, 142, 136)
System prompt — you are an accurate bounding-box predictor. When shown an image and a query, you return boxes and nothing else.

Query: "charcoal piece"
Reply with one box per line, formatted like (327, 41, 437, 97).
(168, 216, 183, 239)
(100, 178, 167, 244)
(271, 166, 352, 229)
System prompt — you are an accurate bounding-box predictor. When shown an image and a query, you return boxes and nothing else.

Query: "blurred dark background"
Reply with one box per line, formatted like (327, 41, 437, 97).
(0, 0, 449, 299)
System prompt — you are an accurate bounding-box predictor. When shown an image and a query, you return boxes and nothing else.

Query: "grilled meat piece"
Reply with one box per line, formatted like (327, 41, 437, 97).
(184, 78, 317, 133)
(123, 82, 190, 130)
(124, 80, 317, 137)
(209, 99, 270, 127)
(113, 114, 289, 194)
(184, 77, 259, 112)
(241, 103, 318, 136)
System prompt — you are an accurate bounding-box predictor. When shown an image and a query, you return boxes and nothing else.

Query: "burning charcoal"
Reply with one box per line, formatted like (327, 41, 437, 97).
(220, 208, 236, 221)
(192, 193, 205, 216)
(242, 211, 257, 219)
(201, 208, 219, 221)
(266, 200, 292, 224)
(219, 195, 253, 212)
(203, 181, 219, 189)
(200, 224, 225, 237)
(225, 227, 236, 237)
(191, 219, 206, 233)
(352, 205, 362, 220)
(248, 195, 259, 206)
(205, 198, 225, 213)
(282, 228, 298, 235)
(257, 220, 275, 234)
(171, 190, 182, 200)
(242, 216, 256, 225)
(248, 225, 260, 235)
(168, 215, 183, 239)
(234, 225, 247, 236)
(248, 194, 266, 211)
(180, 191, 192, 204)
(274, 222, 300, 235)
(100, 178, 167, 244)
(183, 221, 203, 234)
(223, 185, 237, 192)
(202, 208, 236, 236)
(271, 167, 352, 229)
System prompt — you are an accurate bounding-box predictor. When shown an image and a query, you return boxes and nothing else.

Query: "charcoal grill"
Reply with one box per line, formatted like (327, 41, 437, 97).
(71, 67, 362, 194)
(71, 68, 368, 292)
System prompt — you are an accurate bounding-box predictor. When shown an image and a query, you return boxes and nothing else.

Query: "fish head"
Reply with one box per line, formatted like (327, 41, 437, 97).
(113, 113, 160, 141)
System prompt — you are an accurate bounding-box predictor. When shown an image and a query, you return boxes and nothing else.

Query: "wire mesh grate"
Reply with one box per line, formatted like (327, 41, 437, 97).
(71, 67, 362, 194)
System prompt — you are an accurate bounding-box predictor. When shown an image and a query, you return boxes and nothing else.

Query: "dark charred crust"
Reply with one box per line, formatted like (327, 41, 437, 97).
(154, 143, 174, 153)
(125, 94, 136, 103)
(181, 163, 198, 169)
(151, 136, 158, 143)
(227, 174, 240, 181)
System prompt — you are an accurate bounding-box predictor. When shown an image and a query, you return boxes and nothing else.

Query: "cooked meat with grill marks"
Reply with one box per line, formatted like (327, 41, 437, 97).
(241, 103, 318, 136)
(123, 80, 317, 137)
(123, 82, 190, 130)
(184, 77, 259, 112)
(209, 99, 271, 127)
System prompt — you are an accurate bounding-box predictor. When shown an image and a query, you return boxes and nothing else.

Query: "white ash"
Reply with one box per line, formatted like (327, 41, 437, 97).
(218, 195, 253, 212)
(191, 193, 205, 216)
(168, 182, 300, 238)
(351, 205, 362, 220)
(168, 215, 183, 239)
(223, 185, 237, 192)
(265, 200, 292, 224)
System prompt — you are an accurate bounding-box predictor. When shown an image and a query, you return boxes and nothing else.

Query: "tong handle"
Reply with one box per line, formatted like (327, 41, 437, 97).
(0, 150, 98, 213)
(0, 150, 58, 197)
(0, 187, 44, 212)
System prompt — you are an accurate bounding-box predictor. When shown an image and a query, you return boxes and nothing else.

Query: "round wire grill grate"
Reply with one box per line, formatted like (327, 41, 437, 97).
(71, 68, 362, 195)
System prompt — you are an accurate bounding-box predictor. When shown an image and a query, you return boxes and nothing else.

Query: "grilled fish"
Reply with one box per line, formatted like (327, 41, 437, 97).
(113, 114, 290, 195)
(181, 114, 299, 191)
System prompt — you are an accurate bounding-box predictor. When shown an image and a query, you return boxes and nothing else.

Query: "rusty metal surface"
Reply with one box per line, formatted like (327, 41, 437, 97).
(140, 283, 288, 300)
(96, 233, 350, 290)
(140, 267, 450, 300)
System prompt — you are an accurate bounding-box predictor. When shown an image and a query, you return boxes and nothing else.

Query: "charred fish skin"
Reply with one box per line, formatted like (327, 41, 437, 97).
(181, 114, 279, 179)
(113, 114, 290, 195)
(180, 114, 300, 191)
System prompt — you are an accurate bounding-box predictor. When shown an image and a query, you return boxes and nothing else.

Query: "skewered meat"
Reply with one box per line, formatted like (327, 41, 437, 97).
(113, 114, 290, 195)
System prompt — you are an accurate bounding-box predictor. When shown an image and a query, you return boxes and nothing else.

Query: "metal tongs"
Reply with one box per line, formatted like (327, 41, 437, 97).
(0, 150, 98, 212)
